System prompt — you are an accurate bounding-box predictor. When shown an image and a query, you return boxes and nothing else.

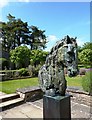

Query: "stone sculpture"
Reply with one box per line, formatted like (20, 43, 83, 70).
(38, 35, 78, 96)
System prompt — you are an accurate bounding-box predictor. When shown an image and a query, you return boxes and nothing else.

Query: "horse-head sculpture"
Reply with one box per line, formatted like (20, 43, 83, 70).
(61, 35, 78, 77)
(38, 35, 78, 96)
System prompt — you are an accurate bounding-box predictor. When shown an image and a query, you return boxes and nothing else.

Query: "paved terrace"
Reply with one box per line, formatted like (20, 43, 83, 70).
(0, 97, 92, 119)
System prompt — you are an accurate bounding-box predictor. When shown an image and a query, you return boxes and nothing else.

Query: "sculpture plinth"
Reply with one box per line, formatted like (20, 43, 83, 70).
(43, 94, 71, 120)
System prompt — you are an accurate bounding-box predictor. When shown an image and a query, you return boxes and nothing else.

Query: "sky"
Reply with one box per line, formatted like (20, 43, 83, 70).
(0, 0, 90, 51)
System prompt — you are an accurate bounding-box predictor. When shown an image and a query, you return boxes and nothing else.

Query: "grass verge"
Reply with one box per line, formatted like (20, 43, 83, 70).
(66, 75, 83, 87)
(0, 77, 39, 94)
(0, 76, 83, 94)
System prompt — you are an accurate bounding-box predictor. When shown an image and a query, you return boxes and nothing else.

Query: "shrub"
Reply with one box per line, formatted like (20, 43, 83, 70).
(14, 71, 20, 77)
(0, 58, 9, 70)
(82, 70, 92, 95)
(19, 68, 29, 76)
(79, 68, 86, 75)
(28, 65, 42, 77)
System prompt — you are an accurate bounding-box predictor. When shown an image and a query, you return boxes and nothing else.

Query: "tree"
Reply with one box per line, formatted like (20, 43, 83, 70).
(78, 49, 92, 65)
(78, 42, 92, 66)
(1, 14, 30, 51)
(10, 46, 31, 69)
(1, 14, 47, 51)
(30, 50, 48, 67)
(82, 42, 92, 50)
(28, 26, 47, 50)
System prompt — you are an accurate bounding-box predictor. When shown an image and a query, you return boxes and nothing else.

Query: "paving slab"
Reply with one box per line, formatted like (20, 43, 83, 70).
(0, 98, 92, 119)
(0, 92, 6, 96)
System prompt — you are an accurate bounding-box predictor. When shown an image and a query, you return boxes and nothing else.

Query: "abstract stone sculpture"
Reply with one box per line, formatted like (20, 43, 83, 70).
(38, 35, 78, 96)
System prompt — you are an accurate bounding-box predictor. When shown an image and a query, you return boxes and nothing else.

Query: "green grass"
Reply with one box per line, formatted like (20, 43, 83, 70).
(0, 76, 83, 94)
(66, 75, 83, 87)
(0, 77, 39, 94)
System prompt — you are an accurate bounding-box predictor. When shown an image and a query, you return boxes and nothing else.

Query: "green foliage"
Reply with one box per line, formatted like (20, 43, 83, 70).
(78, 49, 92, 65)
(78, 42, 92, 52)
(66, 76, 82, 87)
(82, 42, 92, 50)
(1, 14, 30, 51)
(28, 64, 42, 77)
(29, 26, 47, 50)
(78, 42, 92, 66)
(30, 50, 48, 67)
(82, 71, 92, 94)
(0, 58, 9, 70)
(10, 46, 31, 69)
(18, 68, 29, 76)
(1, 14, 47, 51)
(0, 75, 83, 94)
(0, 77, 38, 94)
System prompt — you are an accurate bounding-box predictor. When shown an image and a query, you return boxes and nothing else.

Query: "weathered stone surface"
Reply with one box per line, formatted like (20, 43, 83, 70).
(16, 86, 43, 101)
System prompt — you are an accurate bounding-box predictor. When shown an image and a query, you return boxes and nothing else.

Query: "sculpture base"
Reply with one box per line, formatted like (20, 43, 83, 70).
(43, 94, 71, 120)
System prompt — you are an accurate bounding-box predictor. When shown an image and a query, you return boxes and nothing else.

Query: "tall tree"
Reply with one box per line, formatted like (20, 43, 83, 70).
(29, 26, 47, 50)
(1, 14, 30, 51)
(1, 14, 47, 51)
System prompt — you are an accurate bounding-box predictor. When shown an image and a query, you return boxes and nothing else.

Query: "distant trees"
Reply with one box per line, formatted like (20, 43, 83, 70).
(29, 26, 47, 50)
(10, 46, 31, 69)
(30, 50, 48, 67)
(0, 14, 48, 69)
(10, 46, 48, 69)
(79, 49, 92, 65)
(1, 14, 47, 51)
(78, 42, 92, 66)
(1, 14, 30, 51)
(81, 42, 92, 50)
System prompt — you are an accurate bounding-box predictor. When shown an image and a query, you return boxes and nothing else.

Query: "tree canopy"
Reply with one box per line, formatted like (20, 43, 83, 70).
(78, 49, 92, 65)
(1, 14, 47, 51)
(78, 42, 92, 66)
(30, 50, 48, 67)
(10, 46, 31, 68)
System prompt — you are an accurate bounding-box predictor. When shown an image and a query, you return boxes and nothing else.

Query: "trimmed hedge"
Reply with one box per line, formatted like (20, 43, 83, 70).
(0, 65, 41, 81)
(18, 68, 29, 76)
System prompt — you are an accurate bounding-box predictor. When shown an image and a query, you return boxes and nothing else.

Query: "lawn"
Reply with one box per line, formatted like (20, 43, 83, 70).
(0, 77, 39, 94)
(66, 75, 83, 87)
(0, 76, 83, 94)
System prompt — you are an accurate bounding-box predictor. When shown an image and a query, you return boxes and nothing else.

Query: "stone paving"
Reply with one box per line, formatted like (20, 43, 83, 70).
(0, 92, 6, 96)
(0, 98, 92, 119)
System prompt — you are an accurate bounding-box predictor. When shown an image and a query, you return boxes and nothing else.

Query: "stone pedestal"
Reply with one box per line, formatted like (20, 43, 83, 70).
(43, 94, 71, 120)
